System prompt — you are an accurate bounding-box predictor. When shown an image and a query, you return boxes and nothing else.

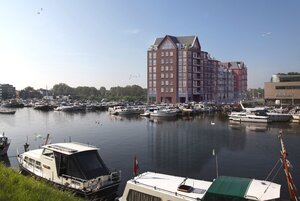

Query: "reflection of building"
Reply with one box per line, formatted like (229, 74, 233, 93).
(0, 84, 16, 100)
(265, 73, 300, 105)
(147, 35, 246, 104)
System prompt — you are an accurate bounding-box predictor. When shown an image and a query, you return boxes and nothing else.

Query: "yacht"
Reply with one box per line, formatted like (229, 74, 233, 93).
(0, 133, 10, 156)
(150, 108, 178, 117)
(118, 172, 280, 201)
(17, 142, 121, 198)
(108, 106, 136, 115)
(228, 110, 271, 123)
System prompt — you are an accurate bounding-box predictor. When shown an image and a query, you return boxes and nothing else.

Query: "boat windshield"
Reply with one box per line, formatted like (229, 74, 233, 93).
(54, 150, 110, 180)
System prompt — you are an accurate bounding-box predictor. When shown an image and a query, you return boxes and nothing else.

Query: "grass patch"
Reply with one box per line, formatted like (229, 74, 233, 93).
(0, 162, 84, 201)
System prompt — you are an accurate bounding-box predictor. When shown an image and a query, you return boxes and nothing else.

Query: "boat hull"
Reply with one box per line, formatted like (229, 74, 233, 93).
(18, 164, 120, 200)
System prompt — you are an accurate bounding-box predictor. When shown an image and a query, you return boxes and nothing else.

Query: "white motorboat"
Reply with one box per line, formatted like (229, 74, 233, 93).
(0, 133, 10, 156)
(108, 106, 136, 115)
(117, 172, 280, 201)
(228, 111, 271, 123)
(17, 142, 121, 198)
(150, 108, 177, 117)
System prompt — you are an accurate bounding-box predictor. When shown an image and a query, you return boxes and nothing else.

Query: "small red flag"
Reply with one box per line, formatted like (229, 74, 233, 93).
(133, 155, 139, 176)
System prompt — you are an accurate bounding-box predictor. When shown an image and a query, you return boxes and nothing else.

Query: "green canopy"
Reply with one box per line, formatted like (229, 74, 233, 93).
(203, 176, 252, 201)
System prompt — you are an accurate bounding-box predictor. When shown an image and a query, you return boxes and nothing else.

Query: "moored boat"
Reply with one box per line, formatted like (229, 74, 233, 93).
(17, 142, 121, 199)
(118, 172, 281, 201)
(0, 109, 16, 114)
(0, 133, 10, 156)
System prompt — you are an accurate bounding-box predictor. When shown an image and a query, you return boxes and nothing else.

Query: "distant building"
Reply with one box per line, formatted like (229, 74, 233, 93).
(264, 73, 300, 105)
(222, 62, 248, 100)
(0, 84, 16, 100)
(147, 35, 246, 104)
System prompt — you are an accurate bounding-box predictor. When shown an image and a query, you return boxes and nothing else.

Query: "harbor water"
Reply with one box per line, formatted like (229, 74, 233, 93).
(1, 108, 300, 200)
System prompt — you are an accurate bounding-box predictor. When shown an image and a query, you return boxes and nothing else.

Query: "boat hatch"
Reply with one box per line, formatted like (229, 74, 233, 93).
(203, 176, 251, 201)
(177, 184, 193, 193)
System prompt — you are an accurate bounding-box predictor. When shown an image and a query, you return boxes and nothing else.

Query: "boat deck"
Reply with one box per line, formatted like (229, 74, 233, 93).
(130, 172, 212, 200)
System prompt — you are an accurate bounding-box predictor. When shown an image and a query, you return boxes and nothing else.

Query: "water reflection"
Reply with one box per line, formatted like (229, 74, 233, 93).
(228, 121, 269, 133)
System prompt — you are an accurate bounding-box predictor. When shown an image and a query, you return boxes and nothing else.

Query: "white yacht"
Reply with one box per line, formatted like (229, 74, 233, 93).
(108, 106, 135, 115)
(228, 111, 271, 123)
(118, 172, 280, 201)
(150, 108, 178, 117)
(17, 142, 121, 198)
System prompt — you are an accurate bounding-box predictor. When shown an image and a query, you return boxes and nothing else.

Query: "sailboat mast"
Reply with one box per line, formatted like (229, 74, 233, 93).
(279, 131, 299, 201)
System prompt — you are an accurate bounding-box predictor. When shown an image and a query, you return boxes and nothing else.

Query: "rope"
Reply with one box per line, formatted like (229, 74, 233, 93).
(265, 159, 281, 181)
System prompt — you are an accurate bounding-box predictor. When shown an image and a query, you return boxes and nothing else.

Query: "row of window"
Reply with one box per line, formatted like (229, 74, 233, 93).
(161, 66, 173, 71)
(161, 80, 173, 86)
(161, 58, 173, 64)
(161, 73, 174, 78)
(161, 87, 174, 93)
(160, 51, 174, 57)
(275, 86, 300, 90)
(148, 52, 156, 59)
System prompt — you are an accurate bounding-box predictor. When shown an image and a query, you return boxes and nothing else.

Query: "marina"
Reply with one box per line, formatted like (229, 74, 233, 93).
(0, 107, 300, 200)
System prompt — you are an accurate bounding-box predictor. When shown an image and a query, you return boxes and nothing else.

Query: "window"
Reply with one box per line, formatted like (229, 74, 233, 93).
(183, 51, 187, 57)
(170, 66, 173, 71)
(148, 52, 152, 59)
(166, 88, 169, 92)
(161, 80, 164, 85)
(161, 52, 164, 57)
(161, 40, 175, 49)
(161, 88, 164, 92)
(165, 80, 169, 85)
(153, 52, 156, 59)
(153, 60, 156, 65)
(127, 190, 161, 201)
(170, 80, 173, 85)
(165, 73, 169, 78)
(161, 59, 164, 64)
(153, 67, 156, 73)
(148, 73, 152, 80)
(149, 67, 152, 73)
(149, 59, 152, 66)
(170, 87, 173, 92)
(43, 149, 54, 158)
(161, 73, 164, 78)
(149, 81, 152, 87)
(165, 66, 169, 71)
(153, 73, 156, 80)
(161, 66, 164, 71)
(153, 81, 156, 87)
(170, 51, 173, 56)
(170, 59, 173, 63)
(166, 52, 169, 56)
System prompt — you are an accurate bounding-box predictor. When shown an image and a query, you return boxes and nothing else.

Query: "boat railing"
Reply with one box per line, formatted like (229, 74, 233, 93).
(132, 179, 202, 201)
(62, 174, 87, 183)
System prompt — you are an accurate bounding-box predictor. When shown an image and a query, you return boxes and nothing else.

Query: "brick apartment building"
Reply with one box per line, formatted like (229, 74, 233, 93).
(147, 35, 246, 104)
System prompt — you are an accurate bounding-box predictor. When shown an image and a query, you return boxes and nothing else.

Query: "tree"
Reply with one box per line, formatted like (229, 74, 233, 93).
(99, 87, 106, 97)
(52, 83, 74, 96)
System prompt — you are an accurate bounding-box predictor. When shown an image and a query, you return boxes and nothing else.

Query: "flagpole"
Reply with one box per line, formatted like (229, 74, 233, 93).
(213, 149, 219, 178)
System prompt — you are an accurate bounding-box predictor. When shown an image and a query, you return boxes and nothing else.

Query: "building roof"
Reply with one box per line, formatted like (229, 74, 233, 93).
(153, 35, 197, 47)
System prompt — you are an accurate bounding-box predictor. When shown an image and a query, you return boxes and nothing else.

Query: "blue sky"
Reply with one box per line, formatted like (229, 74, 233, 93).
(1, 0, 300, 90)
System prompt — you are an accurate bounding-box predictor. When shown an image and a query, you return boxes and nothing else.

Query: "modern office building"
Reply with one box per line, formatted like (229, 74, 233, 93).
(0, 84, 16, 100)
(264, 73, 300, 105)
(147, 35, 246, 104)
